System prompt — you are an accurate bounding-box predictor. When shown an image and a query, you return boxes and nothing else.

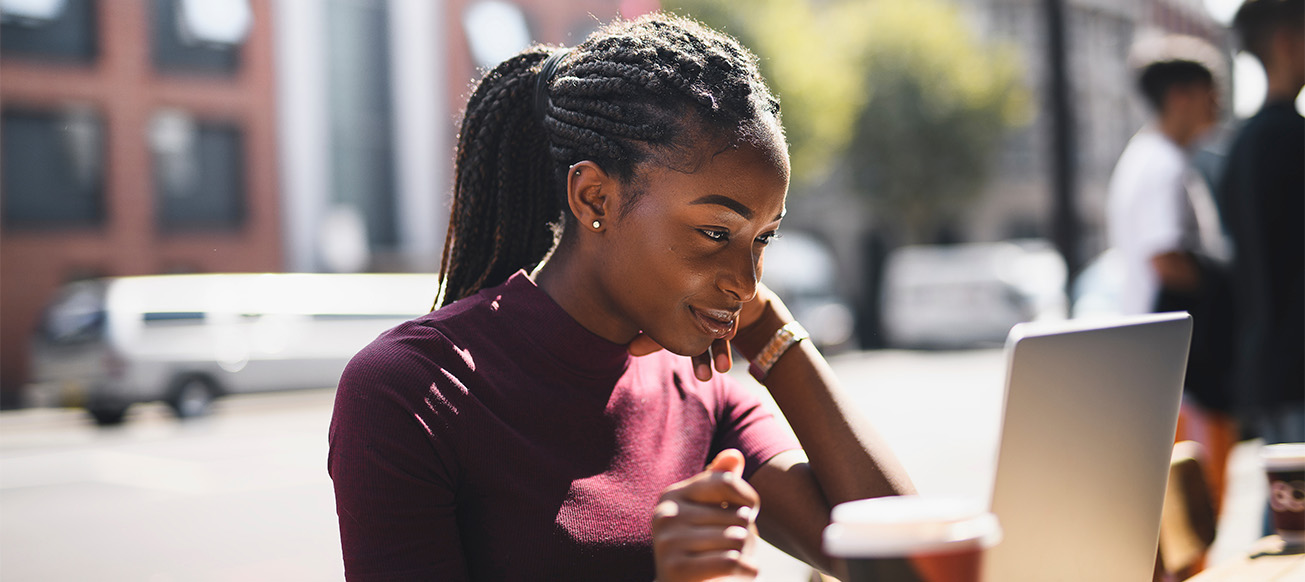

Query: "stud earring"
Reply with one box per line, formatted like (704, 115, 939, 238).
(592, 220, 602, 229)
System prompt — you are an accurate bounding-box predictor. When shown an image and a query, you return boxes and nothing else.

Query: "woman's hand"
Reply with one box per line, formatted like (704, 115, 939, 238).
(627, 283, 795, 382)
(652, 449, 760, 582)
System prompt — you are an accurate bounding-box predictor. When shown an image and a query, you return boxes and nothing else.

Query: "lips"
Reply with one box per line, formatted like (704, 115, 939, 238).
(690, 306, 738, 339)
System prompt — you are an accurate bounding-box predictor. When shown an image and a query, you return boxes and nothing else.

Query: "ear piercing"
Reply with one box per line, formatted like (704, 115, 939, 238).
(592, 220, 602, 229)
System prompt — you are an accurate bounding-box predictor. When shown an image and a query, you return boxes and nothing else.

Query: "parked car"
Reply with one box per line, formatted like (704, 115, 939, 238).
(27, 273, 439, 425)
(761, 231, 856, 351)
(880, 240, 1067, 348)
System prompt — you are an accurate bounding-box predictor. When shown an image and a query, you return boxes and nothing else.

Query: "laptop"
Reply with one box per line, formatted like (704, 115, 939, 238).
(983, 312, 1193, 582)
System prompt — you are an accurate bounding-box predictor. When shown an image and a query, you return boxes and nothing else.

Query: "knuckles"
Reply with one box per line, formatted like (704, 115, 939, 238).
(659, 552, 759, 582)
(653, 466, 761, 581)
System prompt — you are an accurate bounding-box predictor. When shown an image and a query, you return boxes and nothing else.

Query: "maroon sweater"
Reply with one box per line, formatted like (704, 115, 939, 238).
(328, 271, 800, 581)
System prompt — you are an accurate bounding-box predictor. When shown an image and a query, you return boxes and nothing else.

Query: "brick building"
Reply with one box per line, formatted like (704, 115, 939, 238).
(1, 0, 650, 407)
(1, 0, 281, 406)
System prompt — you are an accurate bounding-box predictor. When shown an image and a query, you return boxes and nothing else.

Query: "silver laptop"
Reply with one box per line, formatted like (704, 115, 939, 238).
(984, 312, 1192, 582)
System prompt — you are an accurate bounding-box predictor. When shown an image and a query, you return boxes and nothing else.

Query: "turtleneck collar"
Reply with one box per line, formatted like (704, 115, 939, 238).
(486, 270, 632, 381)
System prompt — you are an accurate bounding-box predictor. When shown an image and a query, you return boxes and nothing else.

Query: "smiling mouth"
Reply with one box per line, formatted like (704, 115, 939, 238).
(690, 307, 737, 339)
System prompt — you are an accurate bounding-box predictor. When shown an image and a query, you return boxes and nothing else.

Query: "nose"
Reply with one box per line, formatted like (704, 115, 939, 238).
(717, 245, 759, 303)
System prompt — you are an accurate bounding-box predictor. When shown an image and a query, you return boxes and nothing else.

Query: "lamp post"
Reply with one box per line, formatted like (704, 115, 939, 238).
(1044, 0, 1082, 308)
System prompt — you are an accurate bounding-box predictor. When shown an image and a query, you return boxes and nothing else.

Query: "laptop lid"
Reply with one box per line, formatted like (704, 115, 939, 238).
(983, 312, 1192, 582)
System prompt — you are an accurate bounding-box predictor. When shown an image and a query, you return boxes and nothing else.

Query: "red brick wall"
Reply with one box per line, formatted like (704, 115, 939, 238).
(0, 0, 281, 405)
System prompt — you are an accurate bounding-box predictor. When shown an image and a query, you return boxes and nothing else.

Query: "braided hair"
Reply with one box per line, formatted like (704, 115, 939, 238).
(435, 13, 782, 308)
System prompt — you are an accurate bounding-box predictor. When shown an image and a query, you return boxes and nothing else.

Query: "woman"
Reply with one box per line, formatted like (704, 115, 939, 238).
(328, 13, 913, 581)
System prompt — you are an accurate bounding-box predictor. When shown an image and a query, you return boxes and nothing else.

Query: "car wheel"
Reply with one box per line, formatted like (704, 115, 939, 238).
(167, 376, 217, 419)
(87, 404, 128, 426)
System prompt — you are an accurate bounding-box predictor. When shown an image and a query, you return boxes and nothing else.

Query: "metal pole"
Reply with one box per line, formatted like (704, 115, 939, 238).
(1043, 0, 1081, 307)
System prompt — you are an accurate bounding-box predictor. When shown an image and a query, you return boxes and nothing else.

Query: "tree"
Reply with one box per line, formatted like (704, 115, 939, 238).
(846, 2, 1029, 243)
(668, 0, 1030, 243)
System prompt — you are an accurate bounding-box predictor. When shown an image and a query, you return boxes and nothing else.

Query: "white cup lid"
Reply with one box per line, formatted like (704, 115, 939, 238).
(1261, 443, 1305, 471)
(823, 496, 1002, 558)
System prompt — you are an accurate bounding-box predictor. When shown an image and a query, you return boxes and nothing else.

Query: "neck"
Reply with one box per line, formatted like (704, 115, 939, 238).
(1264, 33, 1305, 104)
(1265, 76, 1303, 104)
(1156, 115, 1194, 149)
(534, 238, 640, 345)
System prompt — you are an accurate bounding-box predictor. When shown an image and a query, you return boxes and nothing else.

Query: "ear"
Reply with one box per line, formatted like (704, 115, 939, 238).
(566, 161, 618, 232)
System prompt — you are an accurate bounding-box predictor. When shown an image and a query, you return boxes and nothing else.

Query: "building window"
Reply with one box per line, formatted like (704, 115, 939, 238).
(0, 0, 97, 63)
(150, 0, 251, 75)
(328, 0, 397, 248)
(151, 110, 245, 230)
(462, 1, 531, 70)
(1, 108, 105, 228)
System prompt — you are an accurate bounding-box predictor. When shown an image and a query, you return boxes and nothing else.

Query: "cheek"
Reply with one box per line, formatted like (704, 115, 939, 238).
(627, 238, 719, 302)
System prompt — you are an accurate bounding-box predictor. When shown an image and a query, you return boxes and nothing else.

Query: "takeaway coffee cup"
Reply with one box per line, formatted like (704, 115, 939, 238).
(824, 496, 1001, 582)
(1261, 443, 1305, 544)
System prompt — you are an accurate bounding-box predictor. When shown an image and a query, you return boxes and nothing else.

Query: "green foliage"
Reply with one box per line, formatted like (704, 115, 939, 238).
(667, 0, 1030, 240)
(847, 2, 1030, 240)
(668, 0, 872, 180)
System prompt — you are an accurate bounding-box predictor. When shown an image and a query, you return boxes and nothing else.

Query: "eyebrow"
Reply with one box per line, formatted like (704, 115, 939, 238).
(689, 194, 785, 221)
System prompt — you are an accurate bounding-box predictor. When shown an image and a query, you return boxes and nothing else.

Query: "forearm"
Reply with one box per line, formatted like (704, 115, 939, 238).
(735, 305, 915, 507)
(764, 341, 916, 504)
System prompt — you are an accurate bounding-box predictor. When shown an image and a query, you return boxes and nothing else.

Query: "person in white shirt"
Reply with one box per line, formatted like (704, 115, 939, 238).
(1105, 37, 1235, 563)
(1107, 36, 1224, 317)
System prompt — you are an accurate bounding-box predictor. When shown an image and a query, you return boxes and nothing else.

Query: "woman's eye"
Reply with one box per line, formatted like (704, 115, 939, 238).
(756, 231, 781, 246)
(699, 229, 728, 242)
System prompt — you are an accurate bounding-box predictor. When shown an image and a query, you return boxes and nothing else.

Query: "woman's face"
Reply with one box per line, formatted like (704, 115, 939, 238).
(596, 136, 790, 356)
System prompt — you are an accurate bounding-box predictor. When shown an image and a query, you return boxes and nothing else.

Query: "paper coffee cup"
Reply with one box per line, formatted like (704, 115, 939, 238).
(1261, 443, 1305, 544)
(824, 496, 1002, 582)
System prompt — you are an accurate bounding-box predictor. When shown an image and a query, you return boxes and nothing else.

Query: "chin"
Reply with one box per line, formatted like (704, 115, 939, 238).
(649, 332, 715, 358)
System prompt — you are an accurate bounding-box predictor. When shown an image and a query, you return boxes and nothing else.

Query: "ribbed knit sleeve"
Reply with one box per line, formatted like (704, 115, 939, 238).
(709, 374, 802, 480)
(327, 323, 469, 581)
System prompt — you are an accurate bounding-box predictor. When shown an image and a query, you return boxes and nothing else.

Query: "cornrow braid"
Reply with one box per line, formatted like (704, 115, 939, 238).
(437, 12, 781, 308)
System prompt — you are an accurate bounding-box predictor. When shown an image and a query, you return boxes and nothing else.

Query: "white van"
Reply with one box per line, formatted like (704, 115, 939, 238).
(880, 240, 1067, 348)
(28, 273, 439, 425)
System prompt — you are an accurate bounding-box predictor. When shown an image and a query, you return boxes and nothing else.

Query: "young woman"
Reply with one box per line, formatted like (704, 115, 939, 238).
(328, 13, 913, 581)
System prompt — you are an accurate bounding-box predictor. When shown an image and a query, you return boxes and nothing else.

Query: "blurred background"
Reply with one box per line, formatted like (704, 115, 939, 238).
(0, 0, 1295, 580)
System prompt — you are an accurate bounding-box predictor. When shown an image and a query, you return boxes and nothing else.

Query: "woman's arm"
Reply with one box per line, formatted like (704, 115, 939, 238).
(329, 351, 470, 581)
(728, 286, 916, 574)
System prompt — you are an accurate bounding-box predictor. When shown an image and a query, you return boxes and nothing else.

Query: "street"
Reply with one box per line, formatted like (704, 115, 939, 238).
(0, 388, 342, 581)
(0, 349, 1268, 581)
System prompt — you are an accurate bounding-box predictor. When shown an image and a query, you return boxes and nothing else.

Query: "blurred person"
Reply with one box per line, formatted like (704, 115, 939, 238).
(1106, 35, 1237, 523)
(326, 13, 913, 582)
(1221, 0, 1304, 446)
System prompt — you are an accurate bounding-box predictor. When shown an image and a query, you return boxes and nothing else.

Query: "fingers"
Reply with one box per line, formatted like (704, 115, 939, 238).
(652, 497, 759, 582)
(655, 547, 759, 582)
(692, 350, 713, 382)
(692, 341, 734, 382)
(682, 453, 754, 509)
(653, 498, 755, 529)
(658, 450, 759, 523)
(653, 449, 761, 581)
(712, 338, 733, 374)
(657, 521, 751, 555)
(707, 448, 745, 476)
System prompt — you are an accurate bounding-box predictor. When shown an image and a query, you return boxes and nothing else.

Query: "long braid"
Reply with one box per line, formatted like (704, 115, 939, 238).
(438, 50, 559, 307)
(437, 13, 781, 308)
